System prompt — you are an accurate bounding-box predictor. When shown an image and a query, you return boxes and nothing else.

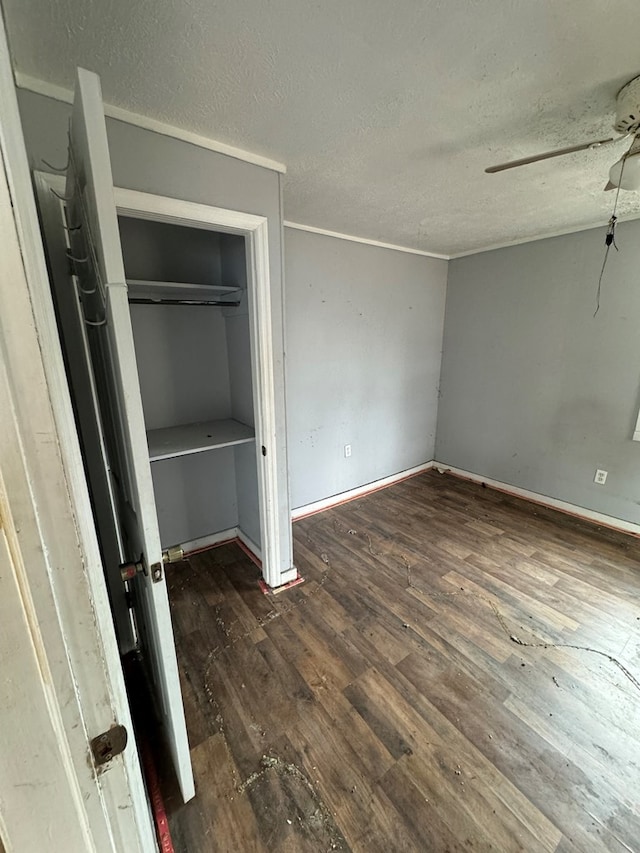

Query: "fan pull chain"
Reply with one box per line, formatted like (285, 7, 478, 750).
(605, 215, 619, 250)
(594, 153, 627, 317)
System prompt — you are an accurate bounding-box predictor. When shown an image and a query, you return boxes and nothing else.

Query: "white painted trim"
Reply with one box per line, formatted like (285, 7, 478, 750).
(244, 216, 293, 586)
(275, 565, 298, 585)
(20, 78, 640, 261)
(291, 462, 435, 520)
(180, 527, 273, 579)
(449, 214, 640, 259)
(283, 221, 449, 260)
(290, 457, 640, 537)
(16, 71, 286, 174)
(179, 527, 239, 556)
(114, 186, 271, 233)
(45, 172, 269, 235)
(436, 463, 640, 537)
(175, 526, 263, 566)
(237, 528, 263, 563)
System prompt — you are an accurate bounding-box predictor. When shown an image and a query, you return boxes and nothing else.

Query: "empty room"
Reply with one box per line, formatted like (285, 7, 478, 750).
(1, 1, 640, 851)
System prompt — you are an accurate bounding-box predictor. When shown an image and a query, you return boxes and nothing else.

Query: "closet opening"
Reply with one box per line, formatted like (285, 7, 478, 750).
(118, 215, 262, 562)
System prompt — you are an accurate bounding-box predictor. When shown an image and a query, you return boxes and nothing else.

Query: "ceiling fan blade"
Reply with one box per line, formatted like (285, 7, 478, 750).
(485, 137, 617, 174)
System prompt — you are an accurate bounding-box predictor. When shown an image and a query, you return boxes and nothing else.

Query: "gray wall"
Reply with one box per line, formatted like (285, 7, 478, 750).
(436, 221, 640, 524)
(118, 215, 224, 284)
(127, 303, 232, 432)
(20, 88, 290, 565)
(285, 228, 447, 509)
(150, 451, 239, 548)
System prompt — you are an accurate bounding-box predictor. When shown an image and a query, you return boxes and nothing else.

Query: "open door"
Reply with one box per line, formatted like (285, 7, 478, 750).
(35, 171, 136, 657)
(65, 67, 195, 802)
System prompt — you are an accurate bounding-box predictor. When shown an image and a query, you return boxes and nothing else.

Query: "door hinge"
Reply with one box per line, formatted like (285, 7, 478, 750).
(90, 724, 128, 767)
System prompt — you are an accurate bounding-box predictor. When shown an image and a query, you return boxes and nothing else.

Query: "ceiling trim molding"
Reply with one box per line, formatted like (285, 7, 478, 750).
(449, 213, 640, 259)
(19, 74, 638, 259)
(14, 72, 287, 174)
(283, 221, 449, 260)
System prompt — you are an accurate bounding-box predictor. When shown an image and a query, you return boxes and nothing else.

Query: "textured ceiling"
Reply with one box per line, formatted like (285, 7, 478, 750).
(4, 0, 640, 255)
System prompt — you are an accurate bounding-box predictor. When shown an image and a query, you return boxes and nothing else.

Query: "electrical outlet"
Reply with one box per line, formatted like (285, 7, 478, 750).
(594, 469, 608, 485)
(344, 444, 352, 458)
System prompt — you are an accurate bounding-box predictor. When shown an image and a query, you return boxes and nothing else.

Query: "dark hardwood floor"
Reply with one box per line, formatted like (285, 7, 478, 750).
(163, 471, 640, 852)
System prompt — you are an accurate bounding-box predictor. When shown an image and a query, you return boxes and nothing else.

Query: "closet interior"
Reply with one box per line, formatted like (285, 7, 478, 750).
(118, 215, 261, 554)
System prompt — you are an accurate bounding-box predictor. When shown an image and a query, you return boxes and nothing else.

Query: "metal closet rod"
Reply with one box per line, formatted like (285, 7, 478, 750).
(128, 298, 241, 307)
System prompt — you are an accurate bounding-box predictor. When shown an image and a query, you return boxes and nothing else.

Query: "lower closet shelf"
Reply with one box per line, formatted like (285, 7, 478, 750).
(147, 419, 255, 462)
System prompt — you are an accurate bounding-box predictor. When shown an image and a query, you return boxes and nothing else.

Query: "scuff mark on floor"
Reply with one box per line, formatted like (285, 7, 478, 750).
(202, 652, 346, 851)
(328, 515, 640, 694)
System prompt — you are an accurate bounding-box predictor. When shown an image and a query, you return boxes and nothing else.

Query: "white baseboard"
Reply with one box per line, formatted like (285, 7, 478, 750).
(179, 526, 266, 562)
(437, 463, 640, 537)
(179, 527, 239, 556)
(236, 529, 262, 563)
(291, 462, 435, 520)
(291, 459, 640, 538)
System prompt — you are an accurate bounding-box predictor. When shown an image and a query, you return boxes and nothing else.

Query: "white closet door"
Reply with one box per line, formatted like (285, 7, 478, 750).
(67, 67, 195, 802)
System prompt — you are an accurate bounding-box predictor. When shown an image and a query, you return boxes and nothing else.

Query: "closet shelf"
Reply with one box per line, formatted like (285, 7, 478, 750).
(147, 418, 255, 462)
(127, 279, 242, 306)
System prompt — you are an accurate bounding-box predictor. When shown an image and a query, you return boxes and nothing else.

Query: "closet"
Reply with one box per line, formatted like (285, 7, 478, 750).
(119, 216, 261, 555)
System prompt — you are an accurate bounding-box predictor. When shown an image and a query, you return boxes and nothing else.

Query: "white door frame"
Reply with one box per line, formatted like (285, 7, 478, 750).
(0, 17, 156, 852)
(41, 174, 289, 590)
(117, 188, 287, 589)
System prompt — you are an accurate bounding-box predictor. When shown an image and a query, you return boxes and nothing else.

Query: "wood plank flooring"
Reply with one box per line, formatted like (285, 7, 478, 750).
(163, 471, 640, 852)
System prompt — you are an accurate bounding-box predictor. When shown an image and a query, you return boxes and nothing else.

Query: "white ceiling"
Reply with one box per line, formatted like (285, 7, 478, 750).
(4, 0, 640, 255)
